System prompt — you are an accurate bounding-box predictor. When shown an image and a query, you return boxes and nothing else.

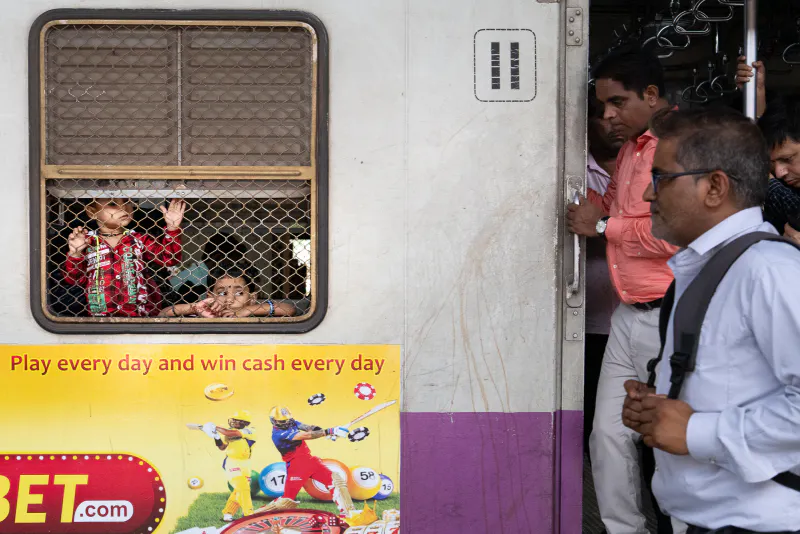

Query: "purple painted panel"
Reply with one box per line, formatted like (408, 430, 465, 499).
(558, 410, 585, 534)
(402, 412, 561, 533)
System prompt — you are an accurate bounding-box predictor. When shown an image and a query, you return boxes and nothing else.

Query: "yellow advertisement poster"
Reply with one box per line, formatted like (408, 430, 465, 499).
(0, 345, 400, 534)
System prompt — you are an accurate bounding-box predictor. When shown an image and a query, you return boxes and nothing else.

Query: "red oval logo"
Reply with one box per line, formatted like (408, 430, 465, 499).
(0, 453, 165, 534)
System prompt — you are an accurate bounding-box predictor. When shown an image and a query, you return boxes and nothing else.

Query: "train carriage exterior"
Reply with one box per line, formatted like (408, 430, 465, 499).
(0, 1, 591, 533)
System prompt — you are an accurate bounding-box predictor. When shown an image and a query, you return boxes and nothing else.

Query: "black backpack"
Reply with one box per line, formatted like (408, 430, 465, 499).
(645, 231, 800, 492)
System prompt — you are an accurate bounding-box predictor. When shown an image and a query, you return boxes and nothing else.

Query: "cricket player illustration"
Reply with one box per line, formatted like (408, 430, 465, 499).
(199, 410, 257, 522)
(255, 405, 357, 518)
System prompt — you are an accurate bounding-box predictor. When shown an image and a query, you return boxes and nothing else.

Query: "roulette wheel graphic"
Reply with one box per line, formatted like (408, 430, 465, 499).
(221, 509, 348, 534)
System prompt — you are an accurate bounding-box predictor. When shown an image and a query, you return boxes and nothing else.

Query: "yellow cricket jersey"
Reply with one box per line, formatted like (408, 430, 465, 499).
(224, 427, 257, 460)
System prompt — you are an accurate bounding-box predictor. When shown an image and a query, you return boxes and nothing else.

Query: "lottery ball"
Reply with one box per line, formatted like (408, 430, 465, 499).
(347, 466, 382, 501)
(348, 427, 370, 442)
(258, 462, 287, 498)
(308, 393, 326, 406)
(303, 459, 351, 501)
(354, 383, 376, 400)
(374, 474, 394, 500)
(228, 470, 261, 498)
(187, 476, 204, 490)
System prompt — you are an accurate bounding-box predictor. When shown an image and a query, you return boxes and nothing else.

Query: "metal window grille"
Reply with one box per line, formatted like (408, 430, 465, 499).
(34, 16, 324, 328)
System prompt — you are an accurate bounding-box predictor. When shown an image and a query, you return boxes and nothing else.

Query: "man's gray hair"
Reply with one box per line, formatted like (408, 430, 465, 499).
(649, 108, 769, 208)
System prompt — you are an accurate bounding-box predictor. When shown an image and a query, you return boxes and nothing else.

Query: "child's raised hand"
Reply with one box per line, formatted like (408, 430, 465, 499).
(67, 227, 90, 257)
(160, 199, 187, 231)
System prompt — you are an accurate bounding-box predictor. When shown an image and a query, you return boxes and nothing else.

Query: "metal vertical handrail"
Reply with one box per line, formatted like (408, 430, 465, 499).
(743, 0, 758, 118)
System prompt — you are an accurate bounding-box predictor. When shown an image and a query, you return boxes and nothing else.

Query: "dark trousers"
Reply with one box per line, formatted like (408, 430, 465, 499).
(585, 333, 673, 534)
(584, 333, 608, 452)
(688, 527, 800, 534)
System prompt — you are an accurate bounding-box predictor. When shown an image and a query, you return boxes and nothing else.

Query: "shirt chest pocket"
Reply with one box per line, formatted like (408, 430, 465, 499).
(621, 161, 652, 216)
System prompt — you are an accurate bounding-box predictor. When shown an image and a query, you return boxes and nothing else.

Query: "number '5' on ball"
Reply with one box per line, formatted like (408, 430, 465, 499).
(259, 462, 287, 498)
(347, 466, 382, 501)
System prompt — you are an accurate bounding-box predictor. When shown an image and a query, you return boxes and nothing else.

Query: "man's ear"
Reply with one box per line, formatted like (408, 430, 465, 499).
(704, 170, 731, 208)
(644, 85, 661, 107)
(85, 202, 98, 218)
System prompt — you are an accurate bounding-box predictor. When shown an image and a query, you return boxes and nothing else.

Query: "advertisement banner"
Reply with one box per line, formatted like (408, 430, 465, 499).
(0, 345, 400, 534)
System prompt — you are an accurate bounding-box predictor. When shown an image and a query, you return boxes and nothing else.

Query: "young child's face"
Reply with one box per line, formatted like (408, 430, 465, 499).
(210, 276, 253, 311)
(89, 198, 134, 229)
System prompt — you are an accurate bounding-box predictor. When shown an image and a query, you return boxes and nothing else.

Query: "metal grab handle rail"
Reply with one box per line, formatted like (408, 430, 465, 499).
(692, 0, 735, 22)
(711, 73, 738, 94)
(682, 68, 709, 103)
(673, 10, 712, 35)
(784, 43, 800, 65)
(656, 25, 692, 49)
(642, 35, 675, 59)
(695, 61, 724, 100)
(566, 192, 581, 298)
(719, 0, 744, 5)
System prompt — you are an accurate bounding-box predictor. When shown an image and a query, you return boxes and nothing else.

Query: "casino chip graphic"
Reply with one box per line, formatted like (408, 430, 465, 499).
(348, 426, 370, 442)
(354, 382, 376, 400)
(308, 393, 326, 406)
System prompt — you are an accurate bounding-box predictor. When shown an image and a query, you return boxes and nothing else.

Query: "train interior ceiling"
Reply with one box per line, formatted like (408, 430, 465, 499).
(589, 0, 800, 107)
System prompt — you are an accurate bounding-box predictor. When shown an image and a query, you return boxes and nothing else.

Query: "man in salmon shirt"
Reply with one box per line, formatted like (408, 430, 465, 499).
(567, 44, 680, 534)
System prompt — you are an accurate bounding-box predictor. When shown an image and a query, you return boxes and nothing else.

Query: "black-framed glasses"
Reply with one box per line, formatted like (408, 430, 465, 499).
(651, 169, 714, 193)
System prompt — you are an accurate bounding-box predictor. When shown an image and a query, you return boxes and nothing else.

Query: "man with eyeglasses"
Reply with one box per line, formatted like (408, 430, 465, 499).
(623, 107, 800, 534)
(567, 44, 679, 534)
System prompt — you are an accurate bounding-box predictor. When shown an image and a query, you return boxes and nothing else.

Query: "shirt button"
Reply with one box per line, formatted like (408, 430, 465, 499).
(636, 152, 641, 157)
(626, 181, 631, 185)
(613, 264, 618, 269)
(622, 290, 627, 295)
(115, 275, 120, 280)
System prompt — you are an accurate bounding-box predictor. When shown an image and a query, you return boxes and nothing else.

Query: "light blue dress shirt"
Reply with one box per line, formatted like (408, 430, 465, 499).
(652, 207, 800, 531)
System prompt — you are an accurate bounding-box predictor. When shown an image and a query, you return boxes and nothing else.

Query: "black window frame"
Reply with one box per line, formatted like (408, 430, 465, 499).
(28, 8, 329, 334)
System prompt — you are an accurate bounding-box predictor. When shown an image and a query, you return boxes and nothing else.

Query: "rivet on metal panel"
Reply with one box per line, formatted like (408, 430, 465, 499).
(566, 7, 584, 47)
(565, 306, 584, 341)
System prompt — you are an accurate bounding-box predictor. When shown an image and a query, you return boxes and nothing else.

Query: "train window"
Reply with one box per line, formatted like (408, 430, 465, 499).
(30, 11, 328, 333)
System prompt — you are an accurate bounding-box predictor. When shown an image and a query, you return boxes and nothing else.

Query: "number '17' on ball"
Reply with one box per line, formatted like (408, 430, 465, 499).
(259, 462, 287, 498)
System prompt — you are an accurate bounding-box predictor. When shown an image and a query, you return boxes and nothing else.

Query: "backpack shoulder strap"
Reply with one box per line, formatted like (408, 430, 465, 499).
(646, 280, 675, 389)
(667, 231, 800, 399)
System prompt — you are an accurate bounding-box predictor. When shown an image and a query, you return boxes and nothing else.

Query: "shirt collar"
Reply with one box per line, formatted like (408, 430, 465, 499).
(686, 207, 765, 257)
(587, 152, 608, 178)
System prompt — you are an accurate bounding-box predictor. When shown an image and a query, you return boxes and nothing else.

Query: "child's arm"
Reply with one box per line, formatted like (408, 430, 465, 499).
(63, 227, 90, 285)
(159, 298, 223, 318)
(224, 301, 297, 318)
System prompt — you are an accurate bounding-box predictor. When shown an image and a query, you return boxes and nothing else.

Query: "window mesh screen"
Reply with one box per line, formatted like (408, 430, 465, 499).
(39, 21, 318, 323)
(45, 179, 311, 320)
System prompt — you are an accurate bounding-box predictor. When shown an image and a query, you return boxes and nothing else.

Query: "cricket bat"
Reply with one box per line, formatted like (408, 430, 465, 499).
(346, 400, 397, 428)
(186, 423, 203, 431)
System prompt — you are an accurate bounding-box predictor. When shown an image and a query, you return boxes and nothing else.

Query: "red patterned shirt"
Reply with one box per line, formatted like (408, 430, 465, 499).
(64, 229, 182, 317)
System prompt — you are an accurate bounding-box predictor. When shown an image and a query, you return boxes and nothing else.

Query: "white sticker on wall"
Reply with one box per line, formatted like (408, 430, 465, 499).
(474, 29, 537, 102)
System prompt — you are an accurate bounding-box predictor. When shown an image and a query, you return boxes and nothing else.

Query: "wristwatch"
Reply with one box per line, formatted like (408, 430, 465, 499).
(595, 216, 611, 238)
